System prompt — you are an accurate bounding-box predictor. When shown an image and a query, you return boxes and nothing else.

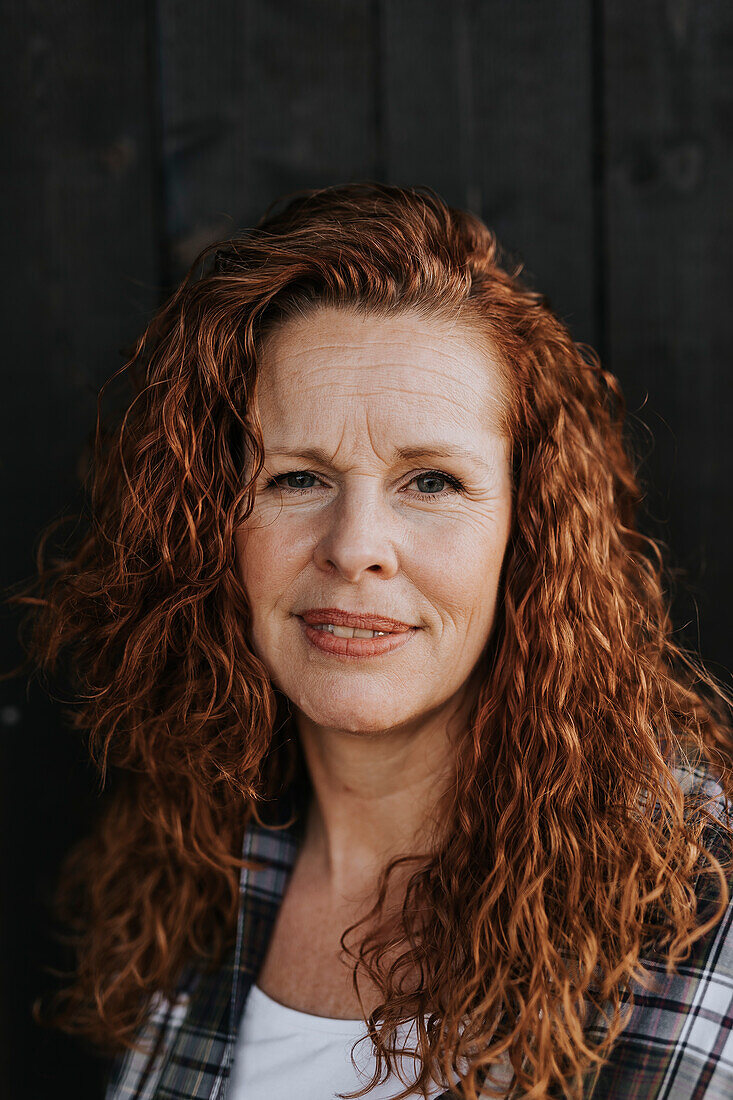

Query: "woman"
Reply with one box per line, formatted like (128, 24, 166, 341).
(10, 182, 733, 1099)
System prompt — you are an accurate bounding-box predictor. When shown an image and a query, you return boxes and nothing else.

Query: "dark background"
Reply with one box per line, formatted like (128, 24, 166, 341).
(2, 2, 731, 1097)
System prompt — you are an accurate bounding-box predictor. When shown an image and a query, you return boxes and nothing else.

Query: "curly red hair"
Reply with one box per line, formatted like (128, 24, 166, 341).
(7, 182, 733, 1100)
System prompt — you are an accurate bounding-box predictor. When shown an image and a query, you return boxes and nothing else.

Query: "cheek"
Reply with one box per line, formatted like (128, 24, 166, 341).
(420, 518, 509, 621)
(235, 525, 274, 593)
(234, 522, 304, 607)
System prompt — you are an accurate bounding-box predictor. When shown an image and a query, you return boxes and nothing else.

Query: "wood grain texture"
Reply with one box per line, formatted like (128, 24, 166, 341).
(157, 0, 379, 278)
(603, 0, 733, 675)
(470, 0, 597, 348)
(1, 2, 160, 1097)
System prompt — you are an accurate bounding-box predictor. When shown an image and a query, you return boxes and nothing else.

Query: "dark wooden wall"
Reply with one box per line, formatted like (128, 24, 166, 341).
(2, 2, 731, 1096)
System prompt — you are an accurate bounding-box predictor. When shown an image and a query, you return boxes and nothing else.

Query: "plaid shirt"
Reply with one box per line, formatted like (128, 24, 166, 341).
(104, 756, 733, 1099)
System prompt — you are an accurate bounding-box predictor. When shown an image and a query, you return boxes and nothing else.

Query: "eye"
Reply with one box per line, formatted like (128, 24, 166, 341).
(265, 471, 322, 493)
(263, 469, 465, 500)
(407, 470, 465, 500)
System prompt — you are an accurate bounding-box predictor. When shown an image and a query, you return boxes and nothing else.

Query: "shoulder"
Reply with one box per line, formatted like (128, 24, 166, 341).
(583, 900, 733, 1098)
(583, 754, 733, 1099)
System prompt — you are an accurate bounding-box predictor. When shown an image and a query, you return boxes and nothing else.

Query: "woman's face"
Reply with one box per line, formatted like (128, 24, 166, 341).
(235, 305, 513, 736)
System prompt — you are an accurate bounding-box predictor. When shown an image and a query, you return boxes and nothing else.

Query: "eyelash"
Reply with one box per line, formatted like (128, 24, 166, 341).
(264, 468, 466, 502)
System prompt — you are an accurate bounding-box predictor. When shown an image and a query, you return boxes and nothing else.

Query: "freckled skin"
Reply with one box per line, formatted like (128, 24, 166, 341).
(234, 305, 513, 888)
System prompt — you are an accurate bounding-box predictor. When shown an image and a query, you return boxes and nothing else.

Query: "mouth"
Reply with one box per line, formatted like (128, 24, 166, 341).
(295, 615, 419, 659)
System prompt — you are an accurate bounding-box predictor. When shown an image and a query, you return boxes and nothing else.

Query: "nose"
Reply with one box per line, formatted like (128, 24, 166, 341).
(312, 480, 400, 581)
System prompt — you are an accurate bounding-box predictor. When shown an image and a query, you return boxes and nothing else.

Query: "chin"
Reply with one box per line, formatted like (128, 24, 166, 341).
(288, 687, 413, 736)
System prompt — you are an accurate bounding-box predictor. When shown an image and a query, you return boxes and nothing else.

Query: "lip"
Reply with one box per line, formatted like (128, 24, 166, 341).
(299, 608, 416, 632)
(297, 616, 419, 659)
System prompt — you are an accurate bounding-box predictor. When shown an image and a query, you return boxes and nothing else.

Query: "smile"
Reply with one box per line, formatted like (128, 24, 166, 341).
(297, 616, 419, 658)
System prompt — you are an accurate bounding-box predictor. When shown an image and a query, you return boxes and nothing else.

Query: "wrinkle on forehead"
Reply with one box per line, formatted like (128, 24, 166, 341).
(256, 306, 510, 439)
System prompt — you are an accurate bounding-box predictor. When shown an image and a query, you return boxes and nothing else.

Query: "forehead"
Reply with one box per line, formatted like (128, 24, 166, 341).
(256, 305, 509, 438)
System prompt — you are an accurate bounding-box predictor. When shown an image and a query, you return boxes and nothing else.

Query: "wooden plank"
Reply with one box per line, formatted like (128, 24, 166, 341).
(0, 1, 160, 1093)
(468, 0, 597, 347)
(380, 1, 471, 208)
(158, 0, 598, 341)
(603, 0, 733, 678)
(157, 0, 379, 279)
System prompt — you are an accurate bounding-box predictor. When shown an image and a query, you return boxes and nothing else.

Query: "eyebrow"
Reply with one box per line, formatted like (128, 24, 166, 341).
(263, 443, 492, 469)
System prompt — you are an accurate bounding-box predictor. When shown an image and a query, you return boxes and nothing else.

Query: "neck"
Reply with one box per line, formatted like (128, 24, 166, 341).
(293, 684, 475, 896)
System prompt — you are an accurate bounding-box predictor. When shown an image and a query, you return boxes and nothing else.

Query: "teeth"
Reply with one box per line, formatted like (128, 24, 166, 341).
(313, 624, 388, 638)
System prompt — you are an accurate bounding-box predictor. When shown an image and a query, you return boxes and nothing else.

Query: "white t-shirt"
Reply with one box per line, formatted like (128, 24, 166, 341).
(227, 982, 454, 1099)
